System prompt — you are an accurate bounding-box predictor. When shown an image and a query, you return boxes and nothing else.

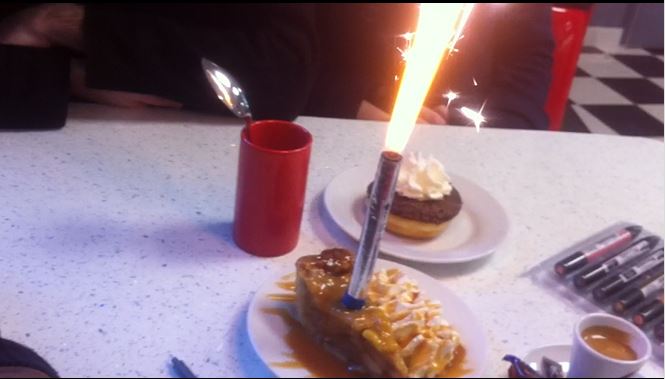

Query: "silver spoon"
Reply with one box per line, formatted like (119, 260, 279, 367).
(201, 58, 254, 136)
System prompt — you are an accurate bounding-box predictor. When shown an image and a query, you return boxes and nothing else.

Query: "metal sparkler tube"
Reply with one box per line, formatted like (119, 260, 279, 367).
(342, 151, 402, 310)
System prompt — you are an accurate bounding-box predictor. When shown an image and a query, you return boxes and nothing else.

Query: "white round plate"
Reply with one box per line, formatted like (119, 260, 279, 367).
(247, 259, 489, 378)
(323, 166, 509, 264)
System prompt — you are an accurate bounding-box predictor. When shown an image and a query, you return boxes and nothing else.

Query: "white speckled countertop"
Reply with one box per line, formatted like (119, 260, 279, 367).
(0, 104, 663, 378)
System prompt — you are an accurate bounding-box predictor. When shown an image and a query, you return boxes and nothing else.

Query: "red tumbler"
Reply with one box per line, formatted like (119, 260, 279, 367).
(233, 120, 312, 257)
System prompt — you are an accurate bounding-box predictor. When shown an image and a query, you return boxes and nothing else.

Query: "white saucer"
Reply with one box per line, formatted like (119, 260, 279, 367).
(523, 344, 572, 376)
(523, 344, 646, 378)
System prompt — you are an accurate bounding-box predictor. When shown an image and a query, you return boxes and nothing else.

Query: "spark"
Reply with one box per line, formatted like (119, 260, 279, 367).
(443, 91, 459, 107)
(396, 47, 412, 62)
(460, 106, 485, 132)
(396, 31, 416, 62)
(400, 32, 415, 41)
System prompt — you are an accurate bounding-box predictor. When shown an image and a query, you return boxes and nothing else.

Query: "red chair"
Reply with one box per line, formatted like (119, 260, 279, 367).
(546, 6, 593, 131)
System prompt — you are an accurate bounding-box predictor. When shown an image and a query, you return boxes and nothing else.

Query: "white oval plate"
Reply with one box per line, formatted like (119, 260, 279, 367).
(323, 166, 509, 264)
(247, 259, 489, 378)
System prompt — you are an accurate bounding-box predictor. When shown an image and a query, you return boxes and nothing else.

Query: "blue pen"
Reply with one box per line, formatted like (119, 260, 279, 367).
(171, 356, 197, 378)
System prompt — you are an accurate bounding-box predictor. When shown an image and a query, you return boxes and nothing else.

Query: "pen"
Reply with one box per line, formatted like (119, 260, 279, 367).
(593, 248, 664, 301)
(574, 236, 659, 288)
(613, 274, 664, 314)
(633, 294, 664, 327)
(555, 225, 641, 277)
(171, 356, 197, 378)
(654, 321, 664, 343)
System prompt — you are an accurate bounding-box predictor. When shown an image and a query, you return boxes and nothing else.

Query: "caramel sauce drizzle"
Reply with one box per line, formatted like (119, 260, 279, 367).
(263, 307, 355, 378)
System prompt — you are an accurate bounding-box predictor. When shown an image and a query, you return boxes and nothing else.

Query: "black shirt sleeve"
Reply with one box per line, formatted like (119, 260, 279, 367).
(303, 4, 404, 119)
(82, 4, 319, 121)
(474, 4, 554, 130)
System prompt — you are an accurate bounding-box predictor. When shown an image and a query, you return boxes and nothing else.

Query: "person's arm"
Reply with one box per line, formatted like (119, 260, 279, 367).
(0, 4, 319, 120)
(0, 4, 82, 50)
(0, 4, 183, 110)
(69, 59, 183, 109)
(357, 100, 448, 125)
(81, 4, 318, 121)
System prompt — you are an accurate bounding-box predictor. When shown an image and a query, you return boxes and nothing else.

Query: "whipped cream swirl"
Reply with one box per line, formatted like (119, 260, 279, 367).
(396, 152, 452, 200)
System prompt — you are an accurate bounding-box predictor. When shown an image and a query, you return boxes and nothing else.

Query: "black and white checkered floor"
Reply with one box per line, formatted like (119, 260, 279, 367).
(563, 27, 664, 137)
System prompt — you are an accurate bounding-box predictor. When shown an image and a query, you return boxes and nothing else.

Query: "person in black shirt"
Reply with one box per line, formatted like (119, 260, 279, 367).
(0, 4, 553, 130)
(0, 3, 318, 126)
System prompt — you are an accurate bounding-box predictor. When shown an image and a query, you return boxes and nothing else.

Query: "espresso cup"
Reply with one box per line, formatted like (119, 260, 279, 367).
(233, 120, 312, 257)
(568, 313, 651, 378)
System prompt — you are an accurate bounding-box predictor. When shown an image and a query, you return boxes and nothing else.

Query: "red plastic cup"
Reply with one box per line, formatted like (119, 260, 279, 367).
(233, 120, 312, 257)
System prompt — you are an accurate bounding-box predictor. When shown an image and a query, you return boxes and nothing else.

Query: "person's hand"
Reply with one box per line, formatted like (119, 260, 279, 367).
(356, 100, 391, 121)
(70, 60, 183, 109)
(0, 6, 51, 47)
(0, 4, 83, 50)
(357, 100, 449, 125)
(419, 105, 448, 125)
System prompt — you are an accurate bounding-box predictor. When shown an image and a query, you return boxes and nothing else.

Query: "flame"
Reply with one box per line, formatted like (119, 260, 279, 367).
(385, 4, 475, 153)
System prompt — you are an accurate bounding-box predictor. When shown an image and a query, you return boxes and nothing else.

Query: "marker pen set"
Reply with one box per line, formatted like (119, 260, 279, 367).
(532, 223, 664, 353)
